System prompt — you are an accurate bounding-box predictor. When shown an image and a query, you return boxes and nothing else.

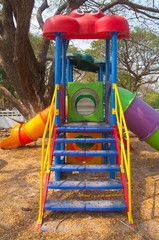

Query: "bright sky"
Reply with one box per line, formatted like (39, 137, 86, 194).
(30, 0, 159, 51)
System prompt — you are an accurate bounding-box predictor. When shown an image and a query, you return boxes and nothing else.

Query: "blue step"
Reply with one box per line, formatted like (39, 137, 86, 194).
(44, 200, 126, 211)
(86, 181, 123, 190)
(51, 164, 85, 172)
(51, 164, 120, 172)
(53, 150, 85, 156)
(55, 138, 116, 143)
(57, 126, 113, 132)
(45, 200, 85, 211)
(48, 181, 85, 190)
(53, 150, 117, 157)
(47, 180, 123, 190)
(85, 138, 115, 143)
(86, 200, 126, 211)
(86, 164, 120, 172)
(85, 150, 117, 156)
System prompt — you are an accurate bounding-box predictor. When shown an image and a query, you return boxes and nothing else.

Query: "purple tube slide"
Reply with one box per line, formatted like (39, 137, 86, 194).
(124, 96, 159, 141)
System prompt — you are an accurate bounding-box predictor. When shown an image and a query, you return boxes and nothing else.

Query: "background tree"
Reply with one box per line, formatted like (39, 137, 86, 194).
(85, 28, 159, 94)
(117, 28, 159, 93)
(0, 0, 159, 119)
(144, 91, 159, 108)
(0, 65, 16, 109)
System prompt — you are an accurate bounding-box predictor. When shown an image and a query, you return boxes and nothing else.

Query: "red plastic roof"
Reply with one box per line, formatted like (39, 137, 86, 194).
(43, 9, 129, 40)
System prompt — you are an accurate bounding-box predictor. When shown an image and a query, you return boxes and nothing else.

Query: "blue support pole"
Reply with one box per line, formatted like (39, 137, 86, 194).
(70, 65, 73, 82)
(67, 57, 70, 83)
(98, 71, 100, 82)
(111, 33, 117, 126)
(99, 64, 103, 82)
(110, 32, 117, 180)
(105, 38, 110, 122)
(104, 38, 110, 164)
(62, 38, 67, 121)
(61, 38, 66, 165)
(54, 33, 61, 181)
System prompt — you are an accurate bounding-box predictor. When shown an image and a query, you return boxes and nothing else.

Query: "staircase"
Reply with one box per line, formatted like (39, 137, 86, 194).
(37, 123, 133, 231)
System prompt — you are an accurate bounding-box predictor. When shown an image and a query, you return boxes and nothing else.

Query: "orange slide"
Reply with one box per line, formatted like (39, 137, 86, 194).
(0, 106, 51, 149)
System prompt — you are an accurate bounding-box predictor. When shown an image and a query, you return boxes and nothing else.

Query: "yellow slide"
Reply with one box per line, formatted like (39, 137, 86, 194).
(0, 106, 50, 149)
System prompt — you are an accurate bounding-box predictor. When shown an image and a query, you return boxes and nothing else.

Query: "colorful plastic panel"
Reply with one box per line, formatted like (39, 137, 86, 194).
(66, 132, 103, 165)
(68, 82, 104, 122)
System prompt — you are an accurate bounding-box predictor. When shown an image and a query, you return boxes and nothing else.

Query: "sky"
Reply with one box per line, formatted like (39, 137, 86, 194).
(30, 0, 159, 51)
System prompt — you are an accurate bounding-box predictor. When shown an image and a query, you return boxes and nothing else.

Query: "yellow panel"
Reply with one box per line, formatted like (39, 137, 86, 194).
(65, 132, 103, 165)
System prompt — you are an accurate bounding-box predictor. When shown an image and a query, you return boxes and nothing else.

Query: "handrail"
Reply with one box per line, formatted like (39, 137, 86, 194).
(37, 84, 58, 226)
(113, 83, 133, 226)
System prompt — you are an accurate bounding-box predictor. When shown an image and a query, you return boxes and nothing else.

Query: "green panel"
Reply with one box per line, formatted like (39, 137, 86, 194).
(68, 82, 104, 122)
(145, 128, 159, 151)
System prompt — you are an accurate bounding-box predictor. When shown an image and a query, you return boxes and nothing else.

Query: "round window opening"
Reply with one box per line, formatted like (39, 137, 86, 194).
(76, 97, 96, 116)
(72, 88, 100, 116)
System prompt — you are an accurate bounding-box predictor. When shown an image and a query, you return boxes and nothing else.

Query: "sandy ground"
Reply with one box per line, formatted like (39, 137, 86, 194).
(0, 128, 159, 240)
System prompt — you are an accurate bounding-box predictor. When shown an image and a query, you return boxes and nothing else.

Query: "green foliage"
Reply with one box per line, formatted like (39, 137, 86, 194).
(144, 92, 159, 109)
(85, 39, 105, 59)
(68, 43, 82, 54)
(29, 33, 55, 57)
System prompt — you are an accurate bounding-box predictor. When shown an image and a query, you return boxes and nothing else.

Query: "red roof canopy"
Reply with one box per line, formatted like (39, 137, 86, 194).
(43, 9, 129, 40)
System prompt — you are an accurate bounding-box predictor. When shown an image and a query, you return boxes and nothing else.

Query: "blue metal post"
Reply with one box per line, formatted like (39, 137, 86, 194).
(111, 33, 117, 126)
(61, 38, 66, 165)
(104, 38, 110, 164)
(98, 71, 100, 82)
(105, 38, 110, 122)
(99, 64, 103, 82)
(54, 33, 61, 181)
(67, 57, 70, 83)
(110, 32, 117, 180)
(62, 38, 67, 120)
(70, 65, 73, 82)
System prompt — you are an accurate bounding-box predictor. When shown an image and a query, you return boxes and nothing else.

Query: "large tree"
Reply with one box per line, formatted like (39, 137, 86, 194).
(0, 0, 159, 119)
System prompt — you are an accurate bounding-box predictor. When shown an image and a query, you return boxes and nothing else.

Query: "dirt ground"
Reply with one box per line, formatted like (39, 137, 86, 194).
(0, 128, 159, 240)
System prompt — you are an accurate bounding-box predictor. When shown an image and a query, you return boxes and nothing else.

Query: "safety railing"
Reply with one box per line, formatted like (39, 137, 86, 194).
(113, 83, 133, 226)
(37, 84, 58, 227)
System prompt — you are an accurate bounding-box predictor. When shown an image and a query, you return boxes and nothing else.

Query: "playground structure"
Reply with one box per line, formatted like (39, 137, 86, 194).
(0, 9, 159, 231)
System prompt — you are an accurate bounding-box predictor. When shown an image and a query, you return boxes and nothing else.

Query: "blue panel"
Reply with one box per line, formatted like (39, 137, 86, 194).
(85, 150, 117, 157)
(86, 181, 123, 190)
(48, 181, 85, 190)
(86, 164, 120, 172)
(53, 150, 85, 156)
(86, 200, 126, 211)
(51, 164, 85, 172)
(45, 200, 85, 211)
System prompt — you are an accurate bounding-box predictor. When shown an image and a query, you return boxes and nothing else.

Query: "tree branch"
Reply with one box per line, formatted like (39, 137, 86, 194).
(101, 0, 159, 19)
(55, 2, 67, 15)
(0, 86, 29, 118)
(36, 0, 49, 30)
